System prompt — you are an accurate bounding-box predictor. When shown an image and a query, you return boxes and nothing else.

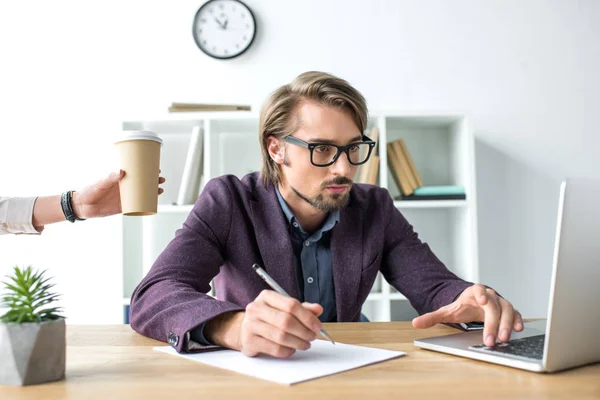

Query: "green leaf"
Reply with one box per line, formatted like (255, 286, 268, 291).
(0, 265, 62, 324)
(4, 283, 28, 298)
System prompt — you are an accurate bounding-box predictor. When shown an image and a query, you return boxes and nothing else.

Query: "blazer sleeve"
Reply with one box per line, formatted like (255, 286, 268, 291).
(379, 193, 474, 315)
(129, 178, 245, 353)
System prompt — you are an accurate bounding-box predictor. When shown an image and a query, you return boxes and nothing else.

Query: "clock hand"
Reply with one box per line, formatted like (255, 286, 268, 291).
(223, 19, 228, 30)
(214, 17, 224, 29)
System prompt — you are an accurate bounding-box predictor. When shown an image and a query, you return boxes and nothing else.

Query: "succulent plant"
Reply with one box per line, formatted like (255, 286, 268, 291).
(1, 265, 63, 324)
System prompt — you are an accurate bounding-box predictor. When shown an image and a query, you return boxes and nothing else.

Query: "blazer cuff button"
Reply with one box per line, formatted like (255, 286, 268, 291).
(167, 332, 179, 346)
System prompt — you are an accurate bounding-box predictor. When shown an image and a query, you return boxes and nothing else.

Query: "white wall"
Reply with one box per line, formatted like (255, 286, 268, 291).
(1, 0, 598, 322)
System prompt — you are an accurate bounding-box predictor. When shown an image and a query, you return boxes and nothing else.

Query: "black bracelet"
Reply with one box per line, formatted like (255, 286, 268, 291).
(60, 191, 86, 223)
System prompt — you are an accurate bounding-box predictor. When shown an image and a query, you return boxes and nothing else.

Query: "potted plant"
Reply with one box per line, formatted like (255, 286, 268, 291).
(0, 265, 65, 386)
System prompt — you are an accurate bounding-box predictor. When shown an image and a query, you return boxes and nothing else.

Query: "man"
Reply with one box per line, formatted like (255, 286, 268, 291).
(0, 170, 165, 235)
(130, 71, 523, 358)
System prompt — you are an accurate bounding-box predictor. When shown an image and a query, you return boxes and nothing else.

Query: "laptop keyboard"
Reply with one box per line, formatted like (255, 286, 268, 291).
(469, 334, 546, 361)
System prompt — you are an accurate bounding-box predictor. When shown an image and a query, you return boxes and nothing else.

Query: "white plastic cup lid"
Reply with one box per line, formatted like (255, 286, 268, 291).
(115, 130, 163, 145)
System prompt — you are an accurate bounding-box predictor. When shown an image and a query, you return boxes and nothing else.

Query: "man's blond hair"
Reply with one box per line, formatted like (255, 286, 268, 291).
(259, 71, 368, 186)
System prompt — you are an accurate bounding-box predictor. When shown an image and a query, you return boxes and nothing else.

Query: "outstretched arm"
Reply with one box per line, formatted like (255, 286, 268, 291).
(380, 194, 523, 346)
(32, 170, 165, 230)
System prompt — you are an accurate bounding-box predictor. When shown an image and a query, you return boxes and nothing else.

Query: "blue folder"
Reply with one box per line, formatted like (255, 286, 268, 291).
(413, 185, 465, 196)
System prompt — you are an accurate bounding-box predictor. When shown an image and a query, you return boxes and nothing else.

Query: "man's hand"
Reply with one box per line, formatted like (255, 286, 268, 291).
(206, 290, 323, 358)
(412, 284, 524, 347)
(72, 170, 165, 219)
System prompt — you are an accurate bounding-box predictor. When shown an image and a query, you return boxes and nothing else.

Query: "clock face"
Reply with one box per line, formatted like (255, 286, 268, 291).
(192, 0, 257, 59)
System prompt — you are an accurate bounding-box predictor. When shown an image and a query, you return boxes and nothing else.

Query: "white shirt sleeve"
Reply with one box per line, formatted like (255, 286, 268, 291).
(0, 197, 42, 235)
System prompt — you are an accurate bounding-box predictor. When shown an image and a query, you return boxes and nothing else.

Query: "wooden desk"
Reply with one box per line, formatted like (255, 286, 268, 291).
(1, 323, 599, 399)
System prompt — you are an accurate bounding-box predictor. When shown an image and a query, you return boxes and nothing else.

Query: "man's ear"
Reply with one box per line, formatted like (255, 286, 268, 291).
(267, 136, 285, 165)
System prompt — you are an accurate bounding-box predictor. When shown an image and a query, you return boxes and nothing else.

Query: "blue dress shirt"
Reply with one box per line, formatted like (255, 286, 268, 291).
(274, 186, 339, 323)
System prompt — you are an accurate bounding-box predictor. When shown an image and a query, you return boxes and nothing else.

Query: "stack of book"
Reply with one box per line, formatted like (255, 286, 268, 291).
(354, 127, 380, 185)
(386, 138, 466, 201)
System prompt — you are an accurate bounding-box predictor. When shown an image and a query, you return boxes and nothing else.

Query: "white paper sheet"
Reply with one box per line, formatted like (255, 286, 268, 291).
(154, 339, 405, 385)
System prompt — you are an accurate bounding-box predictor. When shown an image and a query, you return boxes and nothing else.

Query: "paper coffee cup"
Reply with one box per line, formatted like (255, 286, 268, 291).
(115, 130, 163, 216)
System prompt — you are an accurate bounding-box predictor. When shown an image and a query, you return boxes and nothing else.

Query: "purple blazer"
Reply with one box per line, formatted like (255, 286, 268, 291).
(130, 172, 472, 352)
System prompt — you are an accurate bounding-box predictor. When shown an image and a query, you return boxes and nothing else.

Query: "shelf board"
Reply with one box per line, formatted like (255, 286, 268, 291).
(393, 200, 468, 209)
(389, 292, 407, 300)
(158, 200, 467, 213)
(366, 292, 407, 301)
(366, 292, 386, 300)
(158, 204, 195, 213)
(122, 111, 258, 123)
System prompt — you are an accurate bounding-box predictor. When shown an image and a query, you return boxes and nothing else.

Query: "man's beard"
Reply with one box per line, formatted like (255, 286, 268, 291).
(291, 176, 353, 212)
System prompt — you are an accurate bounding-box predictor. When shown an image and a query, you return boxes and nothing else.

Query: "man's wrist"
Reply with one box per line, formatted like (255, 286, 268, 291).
(204, 311, 244, 350)
(71, 191, 85, 219)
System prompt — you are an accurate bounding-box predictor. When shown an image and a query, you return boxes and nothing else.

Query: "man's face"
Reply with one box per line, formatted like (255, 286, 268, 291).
(278, 102, 362, 212)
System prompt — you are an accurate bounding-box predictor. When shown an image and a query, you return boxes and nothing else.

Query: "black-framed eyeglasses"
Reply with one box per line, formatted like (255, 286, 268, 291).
(284, 135, 376, 167)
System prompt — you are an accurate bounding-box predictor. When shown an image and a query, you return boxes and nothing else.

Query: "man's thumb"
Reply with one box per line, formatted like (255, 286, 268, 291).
(412, 311, 441, 329)
(112, 170, 125, 181)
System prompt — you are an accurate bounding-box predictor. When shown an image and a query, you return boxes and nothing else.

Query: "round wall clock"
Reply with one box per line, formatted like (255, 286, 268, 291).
(192, 0, 257, 59)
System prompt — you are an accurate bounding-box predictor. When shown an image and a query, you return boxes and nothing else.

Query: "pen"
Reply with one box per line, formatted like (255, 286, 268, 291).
(252, 263, 335, 345)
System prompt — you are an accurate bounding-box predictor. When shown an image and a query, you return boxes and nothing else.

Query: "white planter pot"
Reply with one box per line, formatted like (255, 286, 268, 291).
(0, 319, 65, 386)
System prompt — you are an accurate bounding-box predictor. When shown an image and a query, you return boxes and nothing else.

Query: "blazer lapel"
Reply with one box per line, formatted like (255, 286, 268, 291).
(250, 184, 299, 300)
(331, 197, 363, 321)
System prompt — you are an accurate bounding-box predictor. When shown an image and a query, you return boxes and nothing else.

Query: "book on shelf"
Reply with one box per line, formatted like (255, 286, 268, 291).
(395, 193, 466, 201)
(176, 125, 204, 205)
(392, 140, 418, 190)
(356, 127, 380, 184)
(367, 155, 380, 185)
(386, 141, 414, 195)
(397, 138, 423, 187)
(413, 185, 465, 196)
(168, 103, 251, 112)
(387, 138, 467, 200)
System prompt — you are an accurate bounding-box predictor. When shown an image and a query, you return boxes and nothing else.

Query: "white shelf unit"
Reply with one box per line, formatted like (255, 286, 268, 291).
(120, 112, 478, 323)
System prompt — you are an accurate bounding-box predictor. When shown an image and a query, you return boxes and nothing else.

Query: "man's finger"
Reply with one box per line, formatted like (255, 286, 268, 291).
(242, 333, 296, 359)
(259, 290, 321, 334)
(251, 319, 311, 351)
(497, 298, 515, 342)
(513, 310, 524, 331)
(482, 294, 501, 347)
(412, 308, 446, 329)
(254, 304, 317, 343)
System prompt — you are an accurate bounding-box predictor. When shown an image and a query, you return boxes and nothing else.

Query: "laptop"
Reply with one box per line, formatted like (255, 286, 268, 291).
(414, 178, 600, 372)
